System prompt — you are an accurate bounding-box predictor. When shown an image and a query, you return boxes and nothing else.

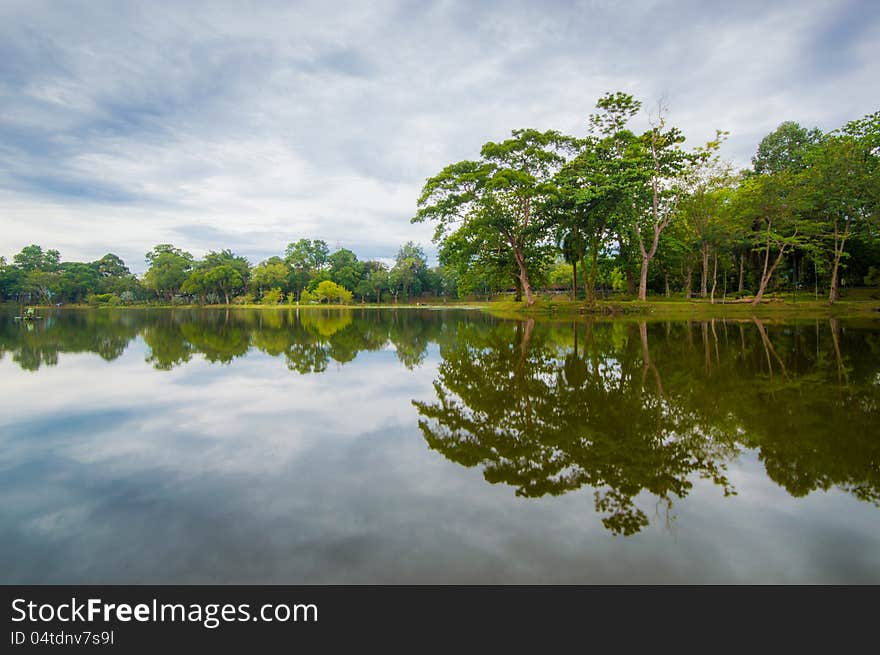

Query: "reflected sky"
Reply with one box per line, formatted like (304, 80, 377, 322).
(1, 308, 878, 583)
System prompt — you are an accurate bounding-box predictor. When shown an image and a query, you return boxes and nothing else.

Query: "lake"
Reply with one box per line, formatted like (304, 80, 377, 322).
(1, 307, 878, 583)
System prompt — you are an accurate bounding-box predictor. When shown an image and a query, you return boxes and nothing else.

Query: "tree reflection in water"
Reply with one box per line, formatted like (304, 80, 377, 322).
(1, 308, 877, 535)
(414, 317, 880, 535)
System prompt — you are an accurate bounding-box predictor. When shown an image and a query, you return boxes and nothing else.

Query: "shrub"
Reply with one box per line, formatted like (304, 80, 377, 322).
(864, 266, 880, 287)
(261, 288, 283, 304)
(87, 293, 121, 306)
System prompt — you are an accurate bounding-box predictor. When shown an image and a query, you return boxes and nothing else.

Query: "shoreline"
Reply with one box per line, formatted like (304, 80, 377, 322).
(13, 295, 880, 320)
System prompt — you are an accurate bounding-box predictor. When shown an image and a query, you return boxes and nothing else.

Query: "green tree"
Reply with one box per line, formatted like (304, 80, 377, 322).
(328, 248, 363, 291)
(144, 244, 194, 302)
(752, 121, 824, 175)
(634, 104, 692, 300)
(414, 129, 573, 305)
(250, 258, 289, 299)
(313, 279, 352, 304)
(13, 244, 61, 272)
(804, 114, 879, 302)
(389, 242, 429, 302)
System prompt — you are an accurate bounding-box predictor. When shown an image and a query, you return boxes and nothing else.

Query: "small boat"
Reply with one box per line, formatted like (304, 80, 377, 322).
(13, 308, 43, 320)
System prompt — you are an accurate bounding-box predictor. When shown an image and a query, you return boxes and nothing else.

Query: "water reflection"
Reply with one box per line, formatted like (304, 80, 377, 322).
(1, 308, 878, 543)
(414, 318, 880, 534)
(0, 307, 488, 373)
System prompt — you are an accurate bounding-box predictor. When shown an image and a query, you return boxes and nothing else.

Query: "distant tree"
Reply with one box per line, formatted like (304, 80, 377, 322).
(250, 258, 289, 298)
(390, 242, 429, 301)
(328, 248, 363, 291)
(144, 244, 194, 302)
(13, 244, 61, 272)
(261, 287, 284, 304)
(90, 253, 130, 279)
(752, 121, 824, 175)
(313, 280, 352, 304)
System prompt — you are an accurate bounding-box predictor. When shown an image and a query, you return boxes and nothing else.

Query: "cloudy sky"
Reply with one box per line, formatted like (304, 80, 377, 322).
(1, 0, 878, 271)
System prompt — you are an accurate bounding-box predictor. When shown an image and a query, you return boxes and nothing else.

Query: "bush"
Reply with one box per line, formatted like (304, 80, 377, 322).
(261, 288, 283, 304)
(87, 293, 121, 306)
(231, 293, 255, 305)
(314, 280, 353, 304)
(864, 266, 880, 287)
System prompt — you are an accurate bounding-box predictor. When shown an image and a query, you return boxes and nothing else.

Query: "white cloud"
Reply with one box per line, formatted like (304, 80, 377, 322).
(1, 0, 877, 270)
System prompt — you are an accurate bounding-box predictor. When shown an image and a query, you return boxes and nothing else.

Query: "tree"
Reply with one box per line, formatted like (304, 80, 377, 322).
(366, 265, 389, 303)
(285, 239, 329, 271)
(285, 239, 329, 300)
(261, 287, 284, 304)
(57, 262, 101, 302)
(414, 129, 573, 305)
(389, 242, 429, 302)
(805, 113, 879, 302)
(144, 244, 193, 302)
(90, 253, 130, 279)
(678, 131, 734, 299)
(552, 94, 646, 303)
(733, 172, 810, 304)
(13, 244, 61, 272)
(250, 258, 289, 299)
(634, 102, 691, 300)
(752, 121, 823, 175)
(328, 248, 363, 292)
(313, 279, 352, 304)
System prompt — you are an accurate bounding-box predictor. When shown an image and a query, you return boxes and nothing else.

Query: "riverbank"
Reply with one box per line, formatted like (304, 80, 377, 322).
(484, 295, 880, 320)
(17, 291, 880, 320)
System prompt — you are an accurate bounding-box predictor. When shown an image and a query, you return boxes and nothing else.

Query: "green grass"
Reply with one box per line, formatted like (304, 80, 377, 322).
(482, 291, 880, 320)
(19, 288, 880, 320)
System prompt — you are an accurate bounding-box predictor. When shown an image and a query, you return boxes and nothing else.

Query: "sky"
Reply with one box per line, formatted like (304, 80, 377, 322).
(1, 0, 878, 272)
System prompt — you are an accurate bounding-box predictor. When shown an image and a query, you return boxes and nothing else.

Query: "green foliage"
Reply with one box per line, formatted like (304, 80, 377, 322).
(87, 293, 122, 306)
(313, 280, 352, 304)
(144, 244, 194, 301)
(752, 121, 824, 175)
(251, 259, 289, 294)
(13, 244, 61, 272)
(261, 287, 284, 304)
(414, 128, 574, 305)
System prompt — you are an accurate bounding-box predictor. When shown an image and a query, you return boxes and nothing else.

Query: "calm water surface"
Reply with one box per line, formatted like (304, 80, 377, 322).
(1, 307, 878, 583)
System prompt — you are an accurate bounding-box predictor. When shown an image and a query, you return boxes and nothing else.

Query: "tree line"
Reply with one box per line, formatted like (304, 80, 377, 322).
(0, 240, 457, 306)
(2, 93, 877, 307)
(413, 92, 879, 304)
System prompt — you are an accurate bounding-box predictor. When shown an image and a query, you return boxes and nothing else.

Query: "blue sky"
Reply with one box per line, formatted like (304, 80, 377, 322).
(1, 0, 878, 272)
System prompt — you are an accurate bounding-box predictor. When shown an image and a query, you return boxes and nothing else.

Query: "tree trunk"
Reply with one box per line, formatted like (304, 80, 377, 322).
(753, 244, 788, 305)
(829, 258, 841, 303)
(513, 275, 523, 303)
(585, 241, 598, 304)
(701, 243, 709, 298)
(224, 291, 230, 305)
(638, 254, 650, 301)
(664, 273, 670, 297)
(738, 252, 745, 293)
(709, 251, 718, 304)
(571, 258, 577, 301)
(684, 266, 693, 299)
(625, 268, 636, 296)
(512, 246, 534, 306)
(828, 219, 848, 304)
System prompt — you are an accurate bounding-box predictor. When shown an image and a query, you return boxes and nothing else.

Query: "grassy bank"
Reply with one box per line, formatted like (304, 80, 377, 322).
(17, 289, 880, 320)
(485, 298, 880, 320)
